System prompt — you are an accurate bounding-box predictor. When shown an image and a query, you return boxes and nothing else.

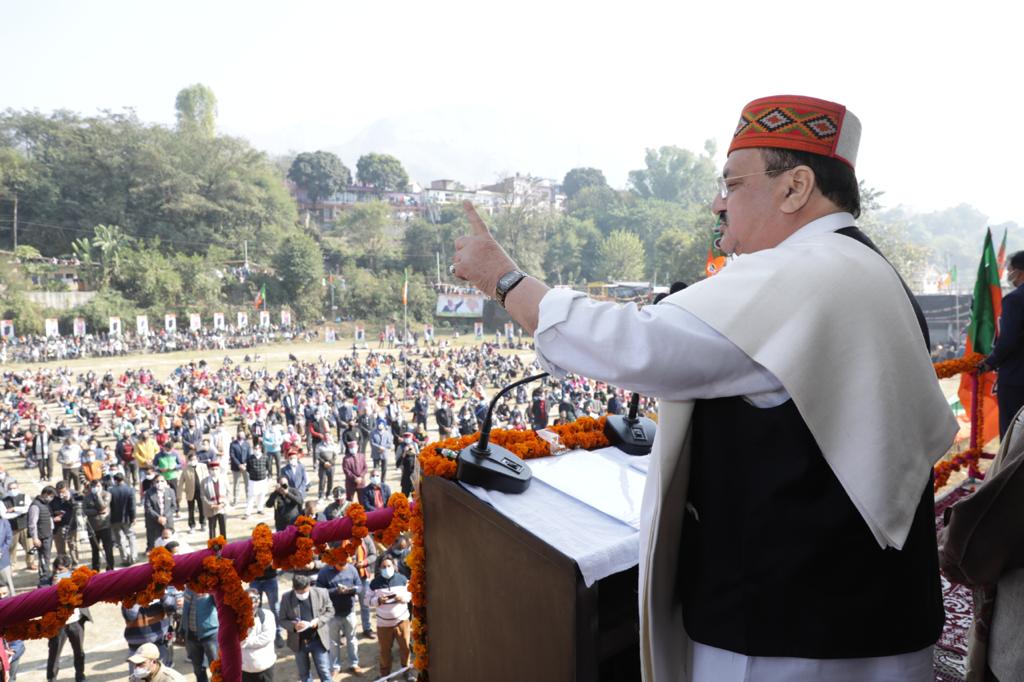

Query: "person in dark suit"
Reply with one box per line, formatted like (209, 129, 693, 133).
(279, 574, 334, 682)
(46, 555, 93, 682)
(142, 478, 175, 552)
(109, 472, 137, 566)
(982, 252, 1024, 436)
(358, 470, 391, 512)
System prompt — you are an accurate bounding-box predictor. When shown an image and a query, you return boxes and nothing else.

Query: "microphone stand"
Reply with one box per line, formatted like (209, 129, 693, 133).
(603, 392, 657, 455)
(456, 371, 549, 494)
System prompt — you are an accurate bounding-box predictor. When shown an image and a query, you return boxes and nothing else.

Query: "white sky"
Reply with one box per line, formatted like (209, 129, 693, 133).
(2, 0, 1020, 224)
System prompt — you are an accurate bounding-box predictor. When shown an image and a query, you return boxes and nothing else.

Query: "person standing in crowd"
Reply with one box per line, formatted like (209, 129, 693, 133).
(50, 481, 78, 565)
(199, 460, 229, 540)
(0, 514, 14, 597)
(314, 432, 338, 501)
(126, 642, 184, 682)
(155, 440, 182, 497)
(33, 425, 53, 482)
(412, 392, 429, 431)
(356, 409, 373, 456)
(341, 440, 367, 503)
(1, 481, 33, 572)
(195, 437, 218, 467)
(123, 589, 178, 672)
(178, 452, 207, 534)
(0, 629, 25, 682)
(369, 422, 392, 482)
(58, 437, 82, 492)
(435, 398, 454, 439)
(241, 587, 277, 682)
(250, 567, 286, 650)
(529, 388, 549, 430)
(323, 487, 347, 521)
(108, 472, 137, 566)
(980, 251, 1024, 436)
(229, 430, 251, 506)
(27, 485, 56, 585)
(143, 475, 175, 552)
(281, 448, 309, 499)
(395, 432, 418, 498)
(46, 555, 91, 682)
(358, 468, 391, 512)
(82, 477, 115, 571)
(279, 574, 334, 682)
(265, 476, 303, 531)
(316, 554, 367, 675)
(133, 429, 159, 488)
(246, 443, 271, 518)
(116, 432, 138, 487)
(368, 555, 413, 680)
(451, 95, 958, 681)
(261, 422, 284, 479)
(354, 533, 377, 639)
(181, 586, 219, 682)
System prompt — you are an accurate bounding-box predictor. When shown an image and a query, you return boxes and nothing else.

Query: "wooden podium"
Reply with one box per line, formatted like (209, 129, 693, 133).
(422, 475, 641, 681)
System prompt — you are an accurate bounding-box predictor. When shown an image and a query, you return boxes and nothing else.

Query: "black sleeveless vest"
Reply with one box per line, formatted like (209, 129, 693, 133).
(679, 226, 944, 658)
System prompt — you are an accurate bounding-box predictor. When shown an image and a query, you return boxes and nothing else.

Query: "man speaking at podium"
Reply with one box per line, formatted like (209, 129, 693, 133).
(451, 95, 958, 682)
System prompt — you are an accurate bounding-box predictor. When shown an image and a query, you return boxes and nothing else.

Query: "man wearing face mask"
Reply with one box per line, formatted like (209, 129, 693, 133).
(143, 475, 175, 552)
(83, 479, 115, 571)
(178, 453, 206, 534)
(358, 468, 391, 513)
(50, 482, 78, 566)
(279, 574, 334, 682)
(281, 448, 309, 499)
(46, 555, 92, 682)
(126, 642, 184, 682)
(368, 556, 412, 680)
(341, 440, 367, 503)
(395, 432, 418, 498)
(369, 421, 392, 483)
(27, 485, 56, 585)
(1, 480, 33, 573)
(199, 460, 229, 540)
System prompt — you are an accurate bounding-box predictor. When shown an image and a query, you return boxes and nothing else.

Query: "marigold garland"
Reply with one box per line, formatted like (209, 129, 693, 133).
(0, 565, 97, 640)
(931, 354, 990, 490)
(124, 546, 176, 608)
(320, 503, 368, 568)
(275, 515, 316, 571)
(409, 416, 610, 673)
(240, 523, 275, 582)
(933, 351, 985, 379)
(375, 493, 411, 547)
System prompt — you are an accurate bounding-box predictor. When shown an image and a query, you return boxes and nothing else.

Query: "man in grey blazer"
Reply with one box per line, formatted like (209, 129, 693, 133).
(279, 573, 334, 682)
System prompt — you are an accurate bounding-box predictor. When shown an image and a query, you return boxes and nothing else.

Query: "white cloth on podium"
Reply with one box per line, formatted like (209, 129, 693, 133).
(460, 446, 646, 587)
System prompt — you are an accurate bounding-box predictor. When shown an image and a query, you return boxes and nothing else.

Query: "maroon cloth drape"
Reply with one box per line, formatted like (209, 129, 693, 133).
(0, 508, 395, 681)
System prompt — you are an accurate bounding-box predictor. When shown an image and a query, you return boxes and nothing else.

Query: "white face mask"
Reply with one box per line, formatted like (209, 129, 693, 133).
(295, 590, 310, 602)
(380, 567, 395, 579)
(289, 457, 298, 466)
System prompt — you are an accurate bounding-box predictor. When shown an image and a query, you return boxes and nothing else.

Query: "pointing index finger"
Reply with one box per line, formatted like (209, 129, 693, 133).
(462, 200, 491, 236)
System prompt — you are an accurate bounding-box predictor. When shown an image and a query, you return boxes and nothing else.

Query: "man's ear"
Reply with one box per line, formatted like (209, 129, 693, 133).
(779, 166, 815, 214)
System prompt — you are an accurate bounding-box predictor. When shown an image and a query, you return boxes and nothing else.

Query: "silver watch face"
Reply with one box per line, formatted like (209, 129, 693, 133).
(498, 271, 520, 293)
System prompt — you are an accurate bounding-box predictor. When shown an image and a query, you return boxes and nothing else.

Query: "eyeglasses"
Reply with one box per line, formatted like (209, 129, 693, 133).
(716, 167, 796, 199)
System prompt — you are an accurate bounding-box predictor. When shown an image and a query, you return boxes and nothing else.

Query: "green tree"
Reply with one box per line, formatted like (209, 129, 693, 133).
(628, 142, 717, 205)
(273, 233, 325, 321)
(355, 153, 409, 193)
(175, 83, 218, 137)
(653, 227, 705, 285)
(335, 201, 396, 271)
(113, 248, 183, 310)
(562, 167, 607, 199)
(287, 150, 351, 207)
(596, 230, 646, 281)
(543, 215, 602, 285)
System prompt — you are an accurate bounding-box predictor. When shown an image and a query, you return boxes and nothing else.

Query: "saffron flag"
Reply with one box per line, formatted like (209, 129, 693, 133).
(402, 268, 409, 306)
(705, 217, 727, 277)
(958, 229, 1002, 448)
(253, 283, 266, 310)
(997, 227, 1008, 278)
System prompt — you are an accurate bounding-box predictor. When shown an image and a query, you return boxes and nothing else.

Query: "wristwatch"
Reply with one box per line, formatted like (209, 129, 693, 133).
(495, 270, 528, 308)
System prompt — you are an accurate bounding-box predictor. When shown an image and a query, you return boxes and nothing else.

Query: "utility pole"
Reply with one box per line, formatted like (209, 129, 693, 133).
(243, 240, 249, 270)
(436, 252, 441, 284)
(11, 193, 17, 251)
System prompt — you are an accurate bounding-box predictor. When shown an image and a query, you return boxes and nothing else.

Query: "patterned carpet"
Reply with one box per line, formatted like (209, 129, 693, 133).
(934, 486, 973, 682)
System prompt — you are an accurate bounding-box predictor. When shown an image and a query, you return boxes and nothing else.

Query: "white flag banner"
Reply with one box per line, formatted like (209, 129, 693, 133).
(213, 313, 225, 330)
(259, 310, 270, 327)
(189, 314, 201, 331)
(164, 314, 176, 332)
(280, 310, 292, 326)
(237, 311, 248, 329)
(73, 317, 87, 337)
(45, 318, 59, 337)
(0, 320, 14, 339)
(109, 317, 121, 335)
(136, 315, 149, 336)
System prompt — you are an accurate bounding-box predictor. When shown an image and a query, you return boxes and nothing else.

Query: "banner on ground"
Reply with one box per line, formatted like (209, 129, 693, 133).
(354, 325, 365, 342)
(136, 315, 149, 336)
(73, 317, 86, 337)
(45, 318, 59, 337)
(259, 310, 270, 328)
(0, 320, 13, 339)
(325, 327, 337, 342)
(213, 313, 225, 330)
(474, 322, 483, 338)
(435, 292, 484, 318)
(237, 312, 248, 329)
(165, 314, 176, 332)
(504, 322, 515, 339)
(424, 324, 434, 340)
(109, 317, 121, 335)
(281, 310, 292, 327)
(189, 314, 201, 331)
(385, 324, 395, 339)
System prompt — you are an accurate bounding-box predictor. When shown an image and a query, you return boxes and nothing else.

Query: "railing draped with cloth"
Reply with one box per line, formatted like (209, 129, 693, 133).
(0, 505, 404, 682)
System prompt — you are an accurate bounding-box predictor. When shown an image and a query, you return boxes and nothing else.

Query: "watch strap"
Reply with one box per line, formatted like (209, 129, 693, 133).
(496, 270, 527, 307)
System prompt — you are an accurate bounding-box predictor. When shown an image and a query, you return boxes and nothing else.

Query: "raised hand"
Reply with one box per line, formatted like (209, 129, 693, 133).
(452, 201, 518, 298)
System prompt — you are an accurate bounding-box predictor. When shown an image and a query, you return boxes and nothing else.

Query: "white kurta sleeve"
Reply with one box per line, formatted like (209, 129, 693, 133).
(534, 288, 787, 404)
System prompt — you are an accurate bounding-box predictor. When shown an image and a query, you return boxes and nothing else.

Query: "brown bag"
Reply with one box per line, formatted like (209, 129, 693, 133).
(938, 442, 1024, 587)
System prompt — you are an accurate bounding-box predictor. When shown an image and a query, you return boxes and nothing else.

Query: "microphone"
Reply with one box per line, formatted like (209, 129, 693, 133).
(603, 392, 657, 455)
(456, 371, 549, 494)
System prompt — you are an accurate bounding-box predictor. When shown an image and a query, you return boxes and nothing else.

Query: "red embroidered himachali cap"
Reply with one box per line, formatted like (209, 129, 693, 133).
(729, 95, 862, 169)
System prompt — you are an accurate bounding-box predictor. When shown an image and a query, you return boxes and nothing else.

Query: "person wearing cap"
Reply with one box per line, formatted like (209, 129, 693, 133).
(126, 641, 184, 682)
(452, 95, 956, 681)
(199, 459, 229, 540)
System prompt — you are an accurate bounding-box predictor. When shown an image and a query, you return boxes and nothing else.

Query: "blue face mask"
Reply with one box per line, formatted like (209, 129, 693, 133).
(380, 567, 395, 579)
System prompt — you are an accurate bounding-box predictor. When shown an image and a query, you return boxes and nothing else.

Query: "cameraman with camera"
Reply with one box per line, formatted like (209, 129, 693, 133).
(265, 476, 303, 531)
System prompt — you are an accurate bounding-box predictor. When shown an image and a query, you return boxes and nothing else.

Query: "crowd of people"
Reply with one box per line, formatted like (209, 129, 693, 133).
(0, 325, 314, 365)
(0, 339, 639, 681)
